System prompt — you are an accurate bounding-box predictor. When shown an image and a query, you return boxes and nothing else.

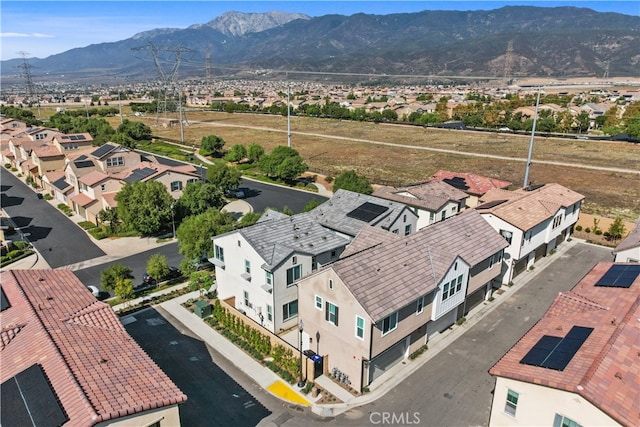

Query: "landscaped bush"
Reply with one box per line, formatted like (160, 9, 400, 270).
(4, 163, 11, 168)
(409, 344, 428, 360)
(78, 221, 98, 230)
(325, 176, 333, 183)
(575, 225, 583, 231)
(585, 227, 591, 233)
(13, 241, 28, 250)
(88, 228, 107, 240)
(43, 193, 52, 200)
(11, 167, 17, 172)
(594, 229, 603, 235)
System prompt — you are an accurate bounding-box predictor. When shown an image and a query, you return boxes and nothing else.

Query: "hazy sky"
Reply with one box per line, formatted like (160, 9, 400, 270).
(1, 1, 638, 61)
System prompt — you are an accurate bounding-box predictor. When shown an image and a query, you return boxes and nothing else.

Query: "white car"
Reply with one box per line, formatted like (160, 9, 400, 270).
(87, 285, 109, 301)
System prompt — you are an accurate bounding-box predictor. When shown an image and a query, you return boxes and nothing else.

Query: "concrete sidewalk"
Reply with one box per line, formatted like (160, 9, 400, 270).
(139, 238, 581, 417)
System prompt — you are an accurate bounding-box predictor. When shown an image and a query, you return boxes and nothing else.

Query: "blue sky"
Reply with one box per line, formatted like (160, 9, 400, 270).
(1, 1, 638, 61)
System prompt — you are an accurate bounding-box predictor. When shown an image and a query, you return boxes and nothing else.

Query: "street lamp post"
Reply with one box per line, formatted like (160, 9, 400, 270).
(298, 319, 306, 388)
(170, 203, 176, 239)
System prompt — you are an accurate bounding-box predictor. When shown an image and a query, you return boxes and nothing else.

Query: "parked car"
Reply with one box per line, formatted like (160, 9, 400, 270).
(194, 258, 214, 271)
(87, 285, 109, 301)
(142, 266, 182, 286)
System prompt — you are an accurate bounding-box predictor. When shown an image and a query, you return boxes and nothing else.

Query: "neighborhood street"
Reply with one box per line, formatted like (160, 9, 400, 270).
(1, 167, 106, 268)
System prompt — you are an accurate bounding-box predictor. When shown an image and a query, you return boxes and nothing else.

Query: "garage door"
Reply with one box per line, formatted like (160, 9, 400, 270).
(513, 258, 528, 278)
(368, 338, 408, 383)
(464, 286, 486, 315)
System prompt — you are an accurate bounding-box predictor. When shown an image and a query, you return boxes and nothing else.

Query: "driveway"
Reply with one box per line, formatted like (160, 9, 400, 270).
(0, 168, 105, 268)
(328, 242, 613, 426)
(124, 307, 273, 427)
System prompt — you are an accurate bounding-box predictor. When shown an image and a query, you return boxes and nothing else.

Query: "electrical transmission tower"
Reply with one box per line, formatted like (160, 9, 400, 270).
(132, 42, 194, 124)
(602, 61, 610, 79)
(205, 53, 213, 86)
(503, 40, 514, 85)
(17, 51, 41, 117)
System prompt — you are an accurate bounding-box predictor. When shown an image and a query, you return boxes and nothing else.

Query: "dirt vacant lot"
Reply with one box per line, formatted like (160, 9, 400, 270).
(109, 111, 639, 221)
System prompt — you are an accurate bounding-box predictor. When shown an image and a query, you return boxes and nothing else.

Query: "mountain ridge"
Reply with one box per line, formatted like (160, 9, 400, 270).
(1, 7, 638, 83)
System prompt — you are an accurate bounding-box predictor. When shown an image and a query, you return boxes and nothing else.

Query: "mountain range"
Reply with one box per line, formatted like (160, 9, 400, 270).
(1, 7, 639, 84)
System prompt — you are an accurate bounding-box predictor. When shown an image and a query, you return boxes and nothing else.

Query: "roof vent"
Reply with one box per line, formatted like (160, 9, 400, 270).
(100, 358, 108, 364)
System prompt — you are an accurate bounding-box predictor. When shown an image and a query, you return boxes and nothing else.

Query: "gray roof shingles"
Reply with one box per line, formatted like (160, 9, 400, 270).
(330, 210, 508, 321)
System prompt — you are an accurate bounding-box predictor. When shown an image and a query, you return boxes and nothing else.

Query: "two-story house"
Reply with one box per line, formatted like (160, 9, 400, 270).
(297, 210, 508, 391)
(305, 189, 418, 240)
(488, 262, 639, 427)
(431, 170, 512, 208)
(90, 143, 141, 173)
(373, 180, 468, 230)
(210, 211, 350, 334)
(476, 183, 584, 284)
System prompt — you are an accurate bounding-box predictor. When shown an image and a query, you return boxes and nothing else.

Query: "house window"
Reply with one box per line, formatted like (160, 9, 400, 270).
(443, 282, 450, 300)
(416, 296, 425, 314)
(214, 244, 224, 262)
(404, 224, 411, 235)
(355, 316, 365, 340)
(292, 256, 297, 264)
(553, 414, 582, 427)
(505, 389, 519, 416)
(237, 240, 241, 247)
(325, 301, 339, 325)
(553, 214, 563, 229)
(315, 295, 323, 310)
(170, 181, 183, 191)
(106, 156, 124, 167)
(244, 260, 251, 275)
(187, 178, 198, 184)
(266, 304, 273, 322)
(283, 300, 298, 321)
(430, 212, 435, 221)
(265, 271, 272, 285)
(489, 255, 495, 269)
(244, 291, 250, 306)
(382, 312, 398, 335)
(286, 265, 302, 286)
(441, 211, 446, 221)
(498, 251, 503, 263)
(500, 229, 513, 244)
(329, 279, 334, 290)
(100, 183, 106, 191)
(403, 214, 407, 222)
(456, 275, 463, 292)
(331, 250, 337, 258)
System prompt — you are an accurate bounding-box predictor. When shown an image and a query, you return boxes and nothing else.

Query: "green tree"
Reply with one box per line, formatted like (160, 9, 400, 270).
(333, 170, 373, 195)
(606, 217, 626, 242)
(237, 211, 262, 228)
(147, 253, 170, 282)
(115, 181, 173, 235)
(303, 198, 321, 212)
(114, 276, 134, 300)
(189, 271, 214, 296)
(177, 181, 224, 218)
(259, 146, 307, 180)
(98, 207, 119, 233)
(200, 135, 225, 156)
(176, 208, 235, 269)
(625, 115, 640, 139)
(247, 143, 265, 163)
(101, 264, 133, 292)
(225, 144, 247, 162)
(117, 119, 151, 141)
(206, 162, 242, 194)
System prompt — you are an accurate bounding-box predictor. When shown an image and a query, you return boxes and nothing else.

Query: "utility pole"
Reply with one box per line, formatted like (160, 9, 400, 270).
(287, 80, 291, 147)
(523, 87, 541, 188)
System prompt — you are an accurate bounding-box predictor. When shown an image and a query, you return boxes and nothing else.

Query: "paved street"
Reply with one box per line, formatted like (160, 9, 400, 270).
(1, 167, 105, 267)
(326, 242, 612, 427)
(240, 178, 328, 214)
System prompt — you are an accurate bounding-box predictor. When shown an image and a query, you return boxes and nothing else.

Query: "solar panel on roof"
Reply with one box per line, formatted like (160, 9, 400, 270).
(595, 264, 640, 288)
(0, 364, 68, 427)
(90, 143, 115, 158)
(443, 177, 470, 191)
(74, 160, 94, 168)
(0, 286, 9, 311)
(476, 199, 507, 209)
(75, 154, 87, 161)
(346, 202, 389, 223)
(124, 167, 157, 183)
(520, 326, 593, 371)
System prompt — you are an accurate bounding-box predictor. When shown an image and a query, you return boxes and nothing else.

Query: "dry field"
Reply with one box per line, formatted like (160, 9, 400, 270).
(79, 109, 634, 221)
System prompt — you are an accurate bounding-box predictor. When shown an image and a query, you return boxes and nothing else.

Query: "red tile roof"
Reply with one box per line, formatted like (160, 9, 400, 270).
(0, 270, 186, 425)
(489, 262, 640, 427)
(71, 192, 98, 207)
(431, 170, 512, 196)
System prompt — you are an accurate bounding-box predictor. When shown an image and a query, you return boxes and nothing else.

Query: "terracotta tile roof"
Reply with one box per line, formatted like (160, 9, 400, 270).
(71, 192, 98, 207)
(79, 171, 110, 187)
(373, 180, 468, 211)
(431, 170, 512, 196)
(32, 143, 63, 158)
(330, 210, 507, 321)
(101, 192, 118, 208)
(613, 217, 640, 253)
(476, 183, 584, 231)
(0, 270, 186, 425)
(43, 170, 65, 184)
(489, 262, 640, 427)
